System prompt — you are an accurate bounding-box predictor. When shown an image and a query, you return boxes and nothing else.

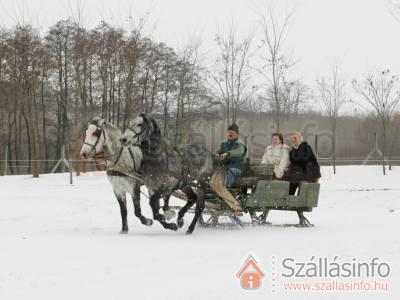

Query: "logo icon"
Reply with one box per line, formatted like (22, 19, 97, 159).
(237, 255, 265, 290)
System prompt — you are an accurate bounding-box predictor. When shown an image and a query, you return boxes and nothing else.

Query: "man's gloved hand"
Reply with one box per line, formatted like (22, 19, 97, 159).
(220, 153, 228, 160)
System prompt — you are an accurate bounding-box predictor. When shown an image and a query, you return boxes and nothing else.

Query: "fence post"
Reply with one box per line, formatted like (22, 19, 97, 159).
(2, 145, 8, 176)
(69, 159, 73, 185)
(374, 132, 378, 166)
(61, 145, 66, 173)
(314, 135, 319, 160)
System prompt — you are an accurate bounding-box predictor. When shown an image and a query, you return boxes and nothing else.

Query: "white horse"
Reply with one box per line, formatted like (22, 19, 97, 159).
(79, 118, 154, 233)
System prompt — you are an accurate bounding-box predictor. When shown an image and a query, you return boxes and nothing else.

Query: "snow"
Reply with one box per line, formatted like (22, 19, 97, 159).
(0, 166, 399, 300)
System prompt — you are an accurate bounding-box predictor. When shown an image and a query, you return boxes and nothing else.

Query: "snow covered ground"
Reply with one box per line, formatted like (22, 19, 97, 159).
(0, 166, 399, 300)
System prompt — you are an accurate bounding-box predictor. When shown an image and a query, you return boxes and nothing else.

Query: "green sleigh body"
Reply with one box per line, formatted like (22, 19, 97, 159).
(172, 163, 321, 227)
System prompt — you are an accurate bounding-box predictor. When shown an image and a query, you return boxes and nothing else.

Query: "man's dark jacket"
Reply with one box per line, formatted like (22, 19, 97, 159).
(217, 138, 247, 170)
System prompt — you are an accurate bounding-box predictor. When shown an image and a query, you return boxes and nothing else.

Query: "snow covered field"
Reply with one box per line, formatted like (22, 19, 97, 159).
(0, 166, 399, 300)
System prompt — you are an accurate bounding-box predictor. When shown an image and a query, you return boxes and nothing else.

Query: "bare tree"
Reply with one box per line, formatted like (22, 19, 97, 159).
(0, 13, 215, 175)
(262, 77, 309, 119)
(10, 25, 43, 177)
(156, 44, 178, 137)
(174, 38, 203, 143)
(316, 65, 347, 174)
(211, 23, 254, 126)
(46, 20, 74, 162)
(353, 69, 400, 175)
(259, 0, 296, 130)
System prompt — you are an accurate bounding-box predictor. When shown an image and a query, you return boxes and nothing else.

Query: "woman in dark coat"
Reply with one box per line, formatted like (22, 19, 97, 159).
(284, 132, 321, 195)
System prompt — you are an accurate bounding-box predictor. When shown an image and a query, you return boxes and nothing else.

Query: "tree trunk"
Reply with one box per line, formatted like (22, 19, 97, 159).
(382, 128, 386, 176)
(332, 121, 337, 175)
(40, 80, 49, 172)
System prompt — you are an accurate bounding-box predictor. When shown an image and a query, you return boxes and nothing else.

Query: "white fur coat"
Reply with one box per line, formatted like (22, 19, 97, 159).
(261, 144, 290, 178)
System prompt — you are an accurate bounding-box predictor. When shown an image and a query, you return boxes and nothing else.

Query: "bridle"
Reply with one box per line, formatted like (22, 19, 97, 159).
(125, 125, 147, 140)
(125, 119, 151, 144)
(84, 120, 106, 153)
(83, 120, 139, 171)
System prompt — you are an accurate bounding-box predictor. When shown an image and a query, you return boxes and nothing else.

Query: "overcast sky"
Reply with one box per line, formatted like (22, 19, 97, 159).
(1, 0, 400, 111)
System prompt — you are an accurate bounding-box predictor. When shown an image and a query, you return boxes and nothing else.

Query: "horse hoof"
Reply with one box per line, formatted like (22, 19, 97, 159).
(177, 218, 184, 228)
(164, 209, 176, 221)
(185, 230, 193, 235)
(143, 219, 153, 226)
(120, 229, 128, 234)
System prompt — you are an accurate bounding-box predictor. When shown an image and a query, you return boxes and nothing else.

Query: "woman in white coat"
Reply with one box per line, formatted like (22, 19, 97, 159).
(261, 133, 290, 179)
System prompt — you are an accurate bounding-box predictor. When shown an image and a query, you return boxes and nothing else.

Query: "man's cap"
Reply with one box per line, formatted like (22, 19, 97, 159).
(228, 123, 239, 134)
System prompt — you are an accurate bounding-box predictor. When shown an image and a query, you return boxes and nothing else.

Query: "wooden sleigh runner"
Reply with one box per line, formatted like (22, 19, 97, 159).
(170, 163, 321, 228)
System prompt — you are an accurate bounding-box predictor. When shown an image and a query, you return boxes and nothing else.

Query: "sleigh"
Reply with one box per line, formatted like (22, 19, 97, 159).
(171, 162, 320, 228)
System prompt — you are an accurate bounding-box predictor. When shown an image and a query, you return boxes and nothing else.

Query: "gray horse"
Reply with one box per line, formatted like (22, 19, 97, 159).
(80, 118, 154, 233)
(120, 114, 221, 234)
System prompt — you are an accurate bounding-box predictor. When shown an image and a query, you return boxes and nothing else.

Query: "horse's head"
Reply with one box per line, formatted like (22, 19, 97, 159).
(120, 114, 160, 147)
(80, 118, 107, 159)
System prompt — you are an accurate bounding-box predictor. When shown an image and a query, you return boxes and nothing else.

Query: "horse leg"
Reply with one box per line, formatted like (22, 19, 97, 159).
(177, 185, 198, 228)
(150, 192, 178, 231)
(248, 208, 258, 225)
(162, 194, 176, 221)
(132, 183, 153, 226)
(186, 185, 206, 234)
(114, 191, 128, 233)
(260, 209, 271, 225)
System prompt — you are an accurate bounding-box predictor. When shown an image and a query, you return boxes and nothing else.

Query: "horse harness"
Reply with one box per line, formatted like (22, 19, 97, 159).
(107, 146, 138, 171)
(85, 119, 139, 176)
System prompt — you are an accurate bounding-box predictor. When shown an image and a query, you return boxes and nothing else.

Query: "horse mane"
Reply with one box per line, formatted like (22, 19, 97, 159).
(138, 116, 160, 148)
(103, 121, 122, 144)
(149, 118, 161, 136)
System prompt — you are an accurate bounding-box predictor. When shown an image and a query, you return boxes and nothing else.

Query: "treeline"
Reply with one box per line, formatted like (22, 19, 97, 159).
(0, 20, 212, 175)
(1, 10, 400, 177)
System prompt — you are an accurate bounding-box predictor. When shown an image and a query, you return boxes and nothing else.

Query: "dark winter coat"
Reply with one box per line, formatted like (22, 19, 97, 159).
(284, 141, 321, 183)
(217, 138, 247, 170)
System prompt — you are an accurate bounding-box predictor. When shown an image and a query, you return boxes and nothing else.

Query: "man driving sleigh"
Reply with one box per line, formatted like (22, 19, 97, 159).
(210, 123, 247, 212)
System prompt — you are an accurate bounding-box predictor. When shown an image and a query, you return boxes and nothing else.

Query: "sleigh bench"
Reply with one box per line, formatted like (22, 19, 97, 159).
(245, 180, 320, 226)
